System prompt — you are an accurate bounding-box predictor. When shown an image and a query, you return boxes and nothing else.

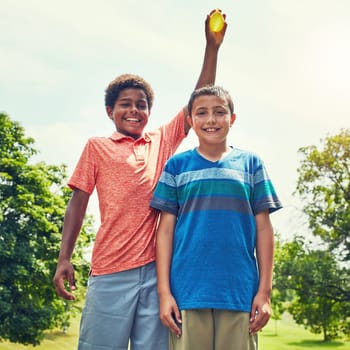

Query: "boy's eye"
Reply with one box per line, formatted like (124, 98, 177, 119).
(118, 102, 147, 110)
(137, 103, 147, 110)
(214, 109, 228, 117)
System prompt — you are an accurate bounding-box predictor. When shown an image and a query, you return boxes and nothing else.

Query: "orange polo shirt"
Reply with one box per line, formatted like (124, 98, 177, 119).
(69, 110, 186, 275)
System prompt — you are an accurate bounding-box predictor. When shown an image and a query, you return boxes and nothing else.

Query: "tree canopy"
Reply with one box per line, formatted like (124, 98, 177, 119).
(295, 128, 350, 262)
(272, 129, 350, 341)
(274, 235, 349, 341)
(0, 113, 94, 345)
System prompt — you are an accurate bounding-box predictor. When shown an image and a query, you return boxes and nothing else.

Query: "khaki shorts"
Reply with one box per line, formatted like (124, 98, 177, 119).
(169, 309, 257, 350)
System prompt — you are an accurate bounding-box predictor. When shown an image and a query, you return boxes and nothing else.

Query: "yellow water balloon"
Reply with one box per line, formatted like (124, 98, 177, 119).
(209, 10, 225, 32)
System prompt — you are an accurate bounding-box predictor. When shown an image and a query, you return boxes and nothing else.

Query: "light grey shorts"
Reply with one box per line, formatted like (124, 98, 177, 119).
(78, 262, 168, 350)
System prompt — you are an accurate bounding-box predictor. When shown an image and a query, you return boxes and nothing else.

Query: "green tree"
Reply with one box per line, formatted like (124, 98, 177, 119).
(0, 113, 94, 345)
(273, 236, 350, 341)
(295, 128, 350, 263)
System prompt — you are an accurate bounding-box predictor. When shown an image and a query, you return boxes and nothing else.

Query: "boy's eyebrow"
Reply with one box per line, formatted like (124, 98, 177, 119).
(118, 97, 147, 102)
(195, 105, 227, 110)
(194, 105, 209, 110)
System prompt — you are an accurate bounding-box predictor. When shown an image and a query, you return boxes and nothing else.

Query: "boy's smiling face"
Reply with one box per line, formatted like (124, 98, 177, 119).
(106, 88, 150, 139)
(188, 94, 236, 145)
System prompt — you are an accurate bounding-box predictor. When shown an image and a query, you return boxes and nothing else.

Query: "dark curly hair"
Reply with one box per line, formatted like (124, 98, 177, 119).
(187, 85, 234, 116)
(104, 74, 154, 109)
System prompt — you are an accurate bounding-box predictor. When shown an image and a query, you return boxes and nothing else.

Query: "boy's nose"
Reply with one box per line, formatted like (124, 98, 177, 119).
(130, 105, 138, 113)
(206, 113, 216, 122)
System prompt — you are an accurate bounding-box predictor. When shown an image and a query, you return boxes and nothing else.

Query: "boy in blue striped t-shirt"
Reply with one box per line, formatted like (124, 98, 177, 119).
(150, 85, 282, 350)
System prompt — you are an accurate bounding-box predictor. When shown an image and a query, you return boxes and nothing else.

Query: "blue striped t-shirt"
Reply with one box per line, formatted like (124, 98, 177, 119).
(151, 147, 282, 312)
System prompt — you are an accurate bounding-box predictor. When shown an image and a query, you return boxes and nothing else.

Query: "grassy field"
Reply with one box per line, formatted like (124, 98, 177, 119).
(260, 314, 350, 349)
(0, 314, 349, 350)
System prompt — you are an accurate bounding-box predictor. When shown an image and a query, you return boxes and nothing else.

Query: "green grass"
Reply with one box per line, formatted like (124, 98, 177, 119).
(0, 314, 349, 350)
(260, 314, 350, 349)
(0, 316, 80, 350)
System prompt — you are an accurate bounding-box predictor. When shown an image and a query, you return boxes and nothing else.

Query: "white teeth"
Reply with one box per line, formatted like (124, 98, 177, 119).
(126, 118, 139, 122)
(205, 128, 217, 132)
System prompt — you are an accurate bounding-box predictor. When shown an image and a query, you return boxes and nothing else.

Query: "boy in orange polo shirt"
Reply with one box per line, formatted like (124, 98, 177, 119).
(53, 10, 227, 350)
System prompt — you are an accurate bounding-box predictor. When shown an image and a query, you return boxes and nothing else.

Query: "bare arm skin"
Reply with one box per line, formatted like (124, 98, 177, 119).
(183, 10, 228, 134)
(155, 211, 182, 337)
(53, 188, 90, 300)
(249, 210, 274, 334)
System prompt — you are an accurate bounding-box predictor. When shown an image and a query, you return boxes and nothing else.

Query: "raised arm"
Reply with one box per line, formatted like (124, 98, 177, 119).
(183, 9, 227, 133)
(53, 188, 90, 300)
(196, 10, 227, 89)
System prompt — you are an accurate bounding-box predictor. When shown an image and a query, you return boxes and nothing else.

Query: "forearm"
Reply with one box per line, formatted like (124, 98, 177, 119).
(156, 212, 176, 296)
(249, 211, 274, 333)
(156, 242, 172, 296)
(194, 43, 219, 89)
(256, 211, 274, 296)
(58, 189, 89, 262)
(195, 12, 227, 88)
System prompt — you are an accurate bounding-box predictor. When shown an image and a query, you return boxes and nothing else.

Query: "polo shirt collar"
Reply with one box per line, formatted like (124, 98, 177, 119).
(109, 131, 151, 142)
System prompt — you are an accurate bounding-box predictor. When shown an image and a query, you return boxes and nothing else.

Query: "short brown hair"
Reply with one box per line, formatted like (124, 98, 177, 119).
(188, 85, 234, 116)
(104, 74, 154, 109)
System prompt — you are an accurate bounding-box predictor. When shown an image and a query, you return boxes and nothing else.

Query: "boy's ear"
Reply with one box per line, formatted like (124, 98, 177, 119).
(106, 106, 113, 119)
(186, 114, 194, 127)
(230, 113, 236, 126)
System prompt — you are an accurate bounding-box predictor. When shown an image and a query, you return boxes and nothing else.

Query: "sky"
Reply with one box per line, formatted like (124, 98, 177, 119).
(1, 0, 349, 240)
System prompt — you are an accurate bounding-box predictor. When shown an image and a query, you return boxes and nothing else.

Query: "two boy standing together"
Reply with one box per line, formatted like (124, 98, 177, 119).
(54, 9, 282, 350)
